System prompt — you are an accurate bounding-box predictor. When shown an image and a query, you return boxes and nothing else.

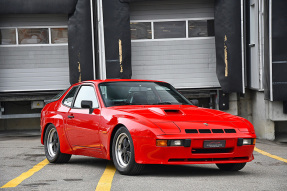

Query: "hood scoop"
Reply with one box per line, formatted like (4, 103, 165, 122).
(164, 109, 183, 115)
(148, 108, 184, 116)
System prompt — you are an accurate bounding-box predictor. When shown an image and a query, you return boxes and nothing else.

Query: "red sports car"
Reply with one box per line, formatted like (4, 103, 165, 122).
(41, 79, 256, 175)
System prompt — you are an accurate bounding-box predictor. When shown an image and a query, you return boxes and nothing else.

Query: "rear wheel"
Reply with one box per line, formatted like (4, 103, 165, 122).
(112, 126, 144, 175)
(44, 124, 71, 163)
(216, 163, 246, 171)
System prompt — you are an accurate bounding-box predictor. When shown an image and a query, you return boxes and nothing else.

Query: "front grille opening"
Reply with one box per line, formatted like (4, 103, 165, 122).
(185, 129, 198, 133)
(168, 158, 185, 162)
(168, 157, 249, 162)
(212, 129, 224, 133)
(192, 148, 233, 154)
(198, 129, 211, 133)
(234, 157, 249, 160)
(187, 158, 213, 162)
(224, 129, 236, 133)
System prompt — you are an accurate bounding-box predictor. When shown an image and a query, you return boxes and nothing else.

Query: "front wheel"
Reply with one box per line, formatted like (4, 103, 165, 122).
(112, 126, 144, 175)
(44, 124, 71, 163)
(216, 163, 246, 171)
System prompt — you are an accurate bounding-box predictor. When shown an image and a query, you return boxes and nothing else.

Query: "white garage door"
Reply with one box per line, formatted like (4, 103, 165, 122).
(130, 0, 220, 88)
(0, 14, 70, 92)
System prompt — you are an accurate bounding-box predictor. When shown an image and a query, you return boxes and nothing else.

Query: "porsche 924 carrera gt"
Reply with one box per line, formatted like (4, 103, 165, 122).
(41, 79, 256, 175)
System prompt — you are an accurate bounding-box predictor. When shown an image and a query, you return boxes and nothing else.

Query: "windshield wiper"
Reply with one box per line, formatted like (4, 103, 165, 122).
(153, 102, 191, 105)
(153, 102, 172, 105)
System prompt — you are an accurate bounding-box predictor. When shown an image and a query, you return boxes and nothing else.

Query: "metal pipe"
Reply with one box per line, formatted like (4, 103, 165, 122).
(90, 0, 96, 80)
(97, 0, 106, 79)
(258, 0, 264, 90)
(241, 0, 245, 94)
(269, 0, 273, 101)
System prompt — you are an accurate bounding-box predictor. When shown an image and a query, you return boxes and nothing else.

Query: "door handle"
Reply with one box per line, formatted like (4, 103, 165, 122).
(249, 43, 255, 47)
(68, 115, 74, 119)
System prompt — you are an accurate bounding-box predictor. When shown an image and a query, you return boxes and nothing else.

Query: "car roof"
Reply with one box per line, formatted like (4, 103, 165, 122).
(74, 79, 166, 86)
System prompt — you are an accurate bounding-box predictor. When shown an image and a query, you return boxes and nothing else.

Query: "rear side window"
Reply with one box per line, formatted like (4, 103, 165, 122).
(62, 86, 79, 107)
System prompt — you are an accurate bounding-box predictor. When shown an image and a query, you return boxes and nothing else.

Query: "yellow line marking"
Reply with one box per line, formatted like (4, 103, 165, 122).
(254, 147, 287, 163)
(95, 162, 116, 191)
(1, 159, 49, 188)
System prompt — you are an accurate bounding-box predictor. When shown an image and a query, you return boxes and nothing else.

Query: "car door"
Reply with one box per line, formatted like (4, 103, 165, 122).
(65, 85, 101, 150)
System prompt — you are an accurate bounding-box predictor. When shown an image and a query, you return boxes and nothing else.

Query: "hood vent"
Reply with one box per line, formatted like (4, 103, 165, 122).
(185, 129, 198, 133)
(224, 129, 236, 133)
(164, 109, 182, 115)
(199, 129, 211, 133)
(212, 129, 224, 133)
(185, 129, 237, 134)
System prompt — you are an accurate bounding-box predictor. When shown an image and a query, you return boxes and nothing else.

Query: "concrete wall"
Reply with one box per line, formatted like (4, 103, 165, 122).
(250, 91, 275, 140)
(223, 93, 239, 116)
(225, 90, 278, 140)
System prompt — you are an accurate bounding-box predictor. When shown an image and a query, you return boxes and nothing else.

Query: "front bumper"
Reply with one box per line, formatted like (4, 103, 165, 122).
(133, 135, 255, 165)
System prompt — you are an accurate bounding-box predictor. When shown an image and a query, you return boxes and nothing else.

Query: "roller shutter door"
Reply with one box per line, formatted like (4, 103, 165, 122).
(0, 14, 69, 92)
(130, 0, 220, 88)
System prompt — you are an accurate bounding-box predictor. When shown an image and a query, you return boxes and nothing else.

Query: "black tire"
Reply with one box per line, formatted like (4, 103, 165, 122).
(216, 163, 246, 171)
(44, 124, 71, 163)
(112, 126, 144, 175)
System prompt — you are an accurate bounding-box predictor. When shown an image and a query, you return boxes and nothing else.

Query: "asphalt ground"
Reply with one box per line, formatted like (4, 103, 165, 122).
(0, 132, 286, 191)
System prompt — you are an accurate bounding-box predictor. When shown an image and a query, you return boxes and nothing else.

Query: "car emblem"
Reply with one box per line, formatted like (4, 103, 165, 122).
(203, 123, 208, 126)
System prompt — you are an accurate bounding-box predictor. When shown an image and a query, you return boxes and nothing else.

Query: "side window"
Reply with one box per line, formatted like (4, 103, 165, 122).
(62, 86, 79, 107)
(73, 86, 99, 108)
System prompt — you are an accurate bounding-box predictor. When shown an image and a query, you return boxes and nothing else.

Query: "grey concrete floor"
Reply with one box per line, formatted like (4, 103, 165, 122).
(0, 133, 286, 191)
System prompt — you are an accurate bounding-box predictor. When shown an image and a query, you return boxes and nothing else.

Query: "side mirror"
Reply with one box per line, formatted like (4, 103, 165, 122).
(81, 100, 94, 114)
(191, 99, 199, 106)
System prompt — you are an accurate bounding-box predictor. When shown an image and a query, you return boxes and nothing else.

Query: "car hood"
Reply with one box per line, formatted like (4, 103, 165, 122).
(113, 105, 239, 122)
(111, 105, 251, 134)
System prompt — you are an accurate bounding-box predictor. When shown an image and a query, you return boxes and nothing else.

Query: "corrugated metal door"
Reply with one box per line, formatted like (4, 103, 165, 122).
(130, 0, 219, 88)
(0, 14, 70, 92)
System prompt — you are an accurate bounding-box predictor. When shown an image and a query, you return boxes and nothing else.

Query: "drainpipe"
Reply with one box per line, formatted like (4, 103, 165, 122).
(97, 0, 106, 79)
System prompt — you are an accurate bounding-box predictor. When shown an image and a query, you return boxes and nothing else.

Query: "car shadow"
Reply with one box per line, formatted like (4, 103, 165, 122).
(51, 156, 254, 177)
(65, 156, 108, 169)
(140, 164, 253, 177)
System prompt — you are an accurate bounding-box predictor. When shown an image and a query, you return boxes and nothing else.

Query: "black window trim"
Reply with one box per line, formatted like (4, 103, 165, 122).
(62, 85, 80, 108)
(71, 84, 100, 109)
(0, 26, 68, 47)
(98, 81, 192, 107)
(130, 18, 215, 41)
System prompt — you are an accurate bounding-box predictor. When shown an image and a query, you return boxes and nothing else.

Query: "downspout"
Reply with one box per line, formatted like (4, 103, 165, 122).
(90, 0, 96, 80)
(258, 0, 264, 90)
(241, 0, 245, 94)
(97, 0, 106, 79)
(269, 0, 273, 101)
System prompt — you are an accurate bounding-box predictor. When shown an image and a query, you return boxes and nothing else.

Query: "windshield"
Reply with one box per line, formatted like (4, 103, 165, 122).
(99, 81, 191, 107)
